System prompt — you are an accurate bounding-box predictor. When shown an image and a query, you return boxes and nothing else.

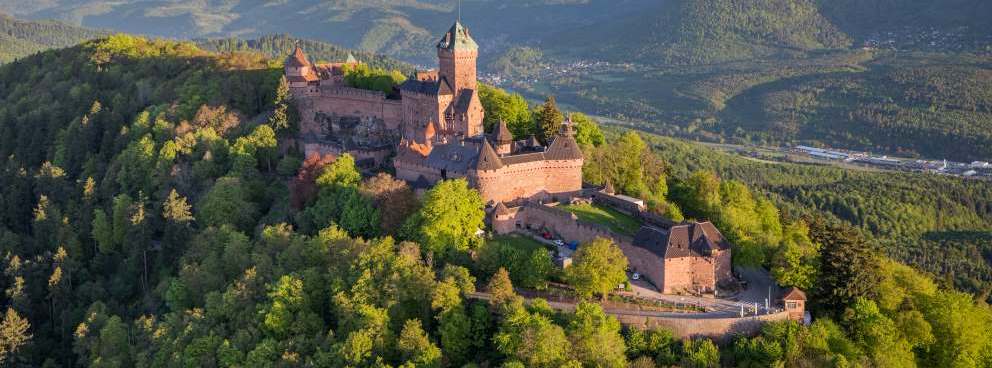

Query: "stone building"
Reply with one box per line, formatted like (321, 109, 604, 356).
(781, 287, 807, 322)
(285, 21, 583, 205)
(628, 222, 734, 294)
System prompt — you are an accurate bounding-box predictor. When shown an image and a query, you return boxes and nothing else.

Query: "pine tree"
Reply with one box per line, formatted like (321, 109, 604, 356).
(536, 96, 563, 144)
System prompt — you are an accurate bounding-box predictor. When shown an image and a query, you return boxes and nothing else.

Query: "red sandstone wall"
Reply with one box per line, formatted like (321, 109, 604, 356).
(543, 160, 584, 194)
(662, 258, 695, 294)
(692, 257, 717, 292)
(614, 311, 792, 342)
(438, 49, 478, 96)
(621, 243, 665, 288)
(714, 250, 733, 285)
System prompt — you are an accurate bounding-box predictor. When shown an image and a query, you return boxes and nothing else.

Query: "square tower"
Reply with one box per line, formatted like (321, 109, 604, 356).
(436, 21, 478, 98)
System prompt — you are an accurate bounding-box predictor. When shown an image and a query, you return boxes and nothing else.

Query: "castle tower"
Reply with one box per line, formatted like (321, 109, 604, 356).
(436, 21, 478, 98)
(285, 45, 312, 79)
(284, 44, 318, 95)
(494, 120, 513, 155)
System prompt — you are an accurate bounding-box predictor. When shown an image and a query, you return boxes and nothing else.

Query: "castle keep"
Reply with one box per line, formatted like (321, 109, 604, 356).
(286, 21, 583, 205)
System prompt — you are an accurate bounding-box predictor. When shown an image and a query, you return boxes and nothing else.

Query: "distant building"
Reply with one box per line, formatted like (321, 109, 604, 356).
(626, 223, 734, 294)
(781, 287, 807, 322)
(593, 184, 646, 215)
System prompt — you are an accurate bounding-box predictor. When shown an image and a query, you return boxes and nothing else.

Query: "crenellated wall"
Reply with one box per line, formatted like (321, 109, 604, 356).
(472, 158, 583, 205)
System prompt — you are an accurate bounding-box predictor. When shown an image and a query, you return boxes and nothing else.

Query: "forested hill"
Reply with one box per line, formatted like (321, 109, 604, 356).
(0, 34, 990, 367)
(544, 0, 992, 65)
(197, 34, 413, 74)
(0, 13, 106, 63)
(547, 0, 852, 65)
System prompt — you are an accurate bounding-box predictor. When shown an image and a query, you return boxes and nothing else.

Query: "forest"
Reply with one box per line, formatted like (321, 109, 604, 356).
(0, 33, 990, 368)
(0, 13, 106, 63)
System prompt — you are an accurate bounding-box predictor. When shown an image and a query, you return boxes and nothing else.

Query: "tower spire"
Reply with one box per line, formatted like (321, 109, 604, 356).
(457, 0, 461, 22)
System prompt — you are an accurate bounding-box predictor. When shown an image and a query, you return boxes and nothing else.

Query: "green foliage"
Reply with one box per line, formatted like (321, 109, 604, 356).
(0, 14, 106, 63)
(567, 302, 627, 368)
(478, 235, 553, 290)
(554, 0, 851, 66)
(302, 154, 379, 237)
(403, 179, 485, 258)
(535, 96, 564, 144)
(680, 338, 720, 368)
(494, 301, 571, 368)
(564, 238, 628, 299)
(341, 63, 407, 94)
(199, 34, 412, 72)
(570, 112, 605, 147)
(479, 83, 533, 136)
(397, 319, 442, 368)
(560, 203, 641, 236)
(843, 298, 916, 367)
(770, 221, 820, 290)
(198, 176, 259, 232)
(810, 218, 882, 317)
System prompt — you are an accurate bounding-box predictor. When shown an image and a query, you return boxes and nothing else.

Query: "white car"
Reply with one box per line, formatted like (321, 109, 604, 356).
(631, 273, 640, 280)
(553, 239, 564, 246)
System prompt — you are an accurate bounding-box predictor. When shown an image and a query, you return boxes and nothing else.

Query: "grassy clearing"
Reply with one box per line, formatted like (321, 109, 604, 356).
(560, 203, 642, 236)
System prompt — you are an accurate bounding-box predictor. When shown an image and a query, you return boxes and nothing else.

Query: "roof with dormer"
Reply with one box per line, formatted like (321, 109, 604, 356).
(544, 119, 583, 160)
(632, 222, 732, 260)
(437, 21, 478, 51)
(476, 139, 503, 171)
(286, 45, 311, 67)
(494, 120, 513, 144)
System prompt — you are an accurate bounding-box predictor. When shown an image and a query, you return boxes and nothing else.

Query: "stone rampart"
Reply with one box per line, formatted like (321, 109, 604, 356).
(613, 311, 791, 342)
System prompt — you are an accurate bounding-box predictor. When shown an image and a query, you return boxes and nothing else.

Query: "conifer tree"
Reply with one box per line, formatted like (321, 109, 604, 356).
(536, 96, 563, 144)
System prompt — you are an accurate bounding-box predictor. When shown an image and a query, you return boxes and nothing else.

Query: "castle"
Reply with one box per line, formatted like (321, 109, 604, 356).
(285, 21, 583, 205)
(285, 20, 749, 300)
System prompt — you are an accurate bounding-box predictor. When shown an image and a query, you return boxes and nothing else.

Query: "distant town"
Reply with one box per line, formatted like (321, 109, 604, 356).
(787, 145, 992, 179)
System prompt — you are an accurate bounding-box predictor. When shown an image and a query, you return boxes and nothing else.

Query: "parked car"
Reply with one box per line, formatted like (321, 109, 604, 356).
(542, 232, 552, 239)
(553, 239, 564, 246)
(632, 273, 640, 280)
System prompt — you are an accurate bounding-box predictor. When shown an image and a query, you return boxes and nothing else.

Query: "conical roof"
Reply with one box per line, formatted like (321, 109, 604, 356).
(494, 120, 513, 144)
(476, 139, 503, 171)
(437, 21, 478, 51)
(494, 201, 510, 216)
(286, 44, 310, 67)
(545, 131, 583, 161)
(527, 135, 541, 148)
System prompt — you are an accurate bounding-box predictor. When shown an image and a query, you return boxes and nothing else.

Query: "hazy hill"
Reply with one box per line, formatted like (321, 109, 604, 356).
(0, 12, 106, 63)
(0, 0, 650, 64)
(546, 0, 852, 65)
(197, 34, 414, 73)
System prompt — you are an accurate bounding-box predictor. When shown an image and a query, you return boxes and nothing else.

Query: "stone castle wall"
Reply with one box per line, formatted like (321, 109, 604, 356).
(299, 87, 403, 135)
(473, 158, 583, 205)
(615, 311, 792, 342)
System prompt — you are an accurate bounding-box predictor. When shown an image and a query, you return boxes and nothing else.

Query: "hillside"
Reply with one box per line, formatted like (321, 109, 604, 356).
(0, 34, 990, 367)
(0, 0, 649, 64)
(547, 0, 852, 65)
(197, 34, 414, 73)
(630, 129, 992, 300)
(0, 13, 105, 63)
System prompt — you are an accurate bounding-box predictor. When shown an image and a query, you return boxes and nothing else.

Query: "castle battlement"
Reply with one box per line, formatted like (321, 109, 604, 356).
(318, 86, 389, 99)
(288, 21, 582, 205)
